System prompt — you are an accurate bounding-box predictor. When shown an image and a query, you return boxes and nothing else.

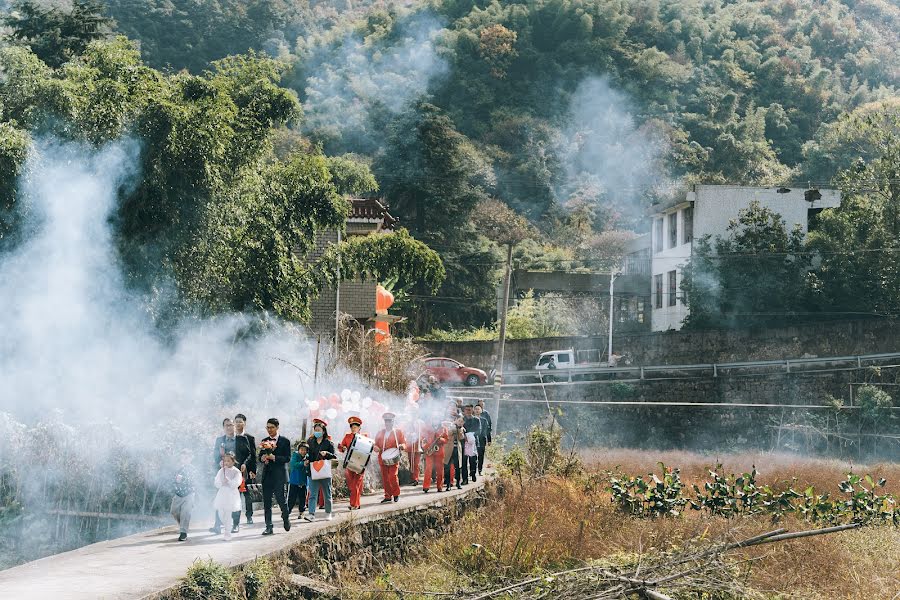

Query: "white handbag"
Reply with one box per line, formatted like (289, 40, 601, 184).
(310, 458, 333, 480)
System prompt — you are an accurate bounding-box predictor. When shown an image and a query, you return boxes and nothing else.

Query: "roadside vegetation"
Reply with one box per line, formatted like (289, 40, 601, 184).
(338, 424, 900, 599)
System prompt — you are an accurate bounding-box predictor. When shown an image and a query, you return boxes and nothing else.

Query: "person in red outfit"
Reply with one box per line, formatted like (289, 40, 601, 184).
(338, 416, 366, 510)
(420, 418, 448, 493)
(405, 404, 425, 487)
(373, 412, 407, 503)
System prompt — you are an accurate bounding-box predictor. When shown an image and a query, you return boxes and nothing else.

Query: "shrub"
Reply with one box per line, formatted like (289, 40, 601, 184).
(178, 559, 235, 600)
(239, 558, 273, 600)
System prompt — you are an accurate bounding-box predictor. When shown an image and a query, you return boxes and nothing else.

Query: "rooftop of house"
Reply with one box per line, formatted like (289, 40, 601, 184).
(349, 197, 397, 229)
(648, 184, 840, 215)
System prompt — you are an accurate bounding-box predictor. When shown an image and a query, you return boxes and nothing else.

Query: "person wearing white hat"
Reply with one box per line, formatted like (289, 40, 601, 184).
(373, 412, 407, 503)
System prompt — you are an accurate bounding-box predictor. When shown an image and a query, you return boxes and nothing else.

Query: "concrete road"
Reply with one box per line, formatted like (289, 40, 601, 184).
(0, 478, 485, 599)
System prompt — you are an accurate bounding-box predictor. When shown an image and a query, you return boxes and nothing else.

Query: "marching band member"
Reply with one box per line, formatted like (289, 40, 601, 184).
(373, 412, 407, 503)
(405, 404, 424, 487)
(420, 418, 448, 493)
(338, 416, 365, 510)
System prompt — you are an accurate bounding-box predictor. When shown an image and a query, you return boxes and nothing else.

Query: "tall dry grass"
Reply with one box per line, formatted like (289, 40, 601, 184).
(349, 449, 900, 599)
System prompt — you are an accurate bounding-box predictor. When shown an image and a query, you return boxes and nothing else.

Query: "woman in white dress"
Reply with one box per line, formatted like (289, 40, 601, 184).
(214, 452, 243, 541)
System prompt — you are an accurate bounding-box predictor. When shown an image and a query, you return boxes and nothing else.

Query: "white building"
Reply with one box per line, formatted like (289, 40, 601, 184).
(648, 185, 841, 332)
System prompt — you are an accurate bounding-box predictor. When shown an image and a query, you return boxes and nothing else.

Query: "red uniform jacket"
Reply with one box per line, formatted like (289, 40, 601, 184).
(420, 423, 449, 453)
(338, 432, 360, 452)
(374, 428, 407, 454)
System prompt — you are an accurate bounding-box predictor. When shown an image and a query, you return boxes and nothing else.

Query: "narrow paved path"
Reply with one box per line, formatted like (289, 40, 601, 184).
(0, 478, 487, 599)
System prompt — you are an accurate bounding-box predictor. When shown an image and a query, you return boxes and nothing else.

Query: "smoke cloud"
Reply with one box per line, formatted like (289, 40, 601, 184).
(0, 139, 327, 425)
(300, 11, 448, 152)
(557, 77, 674, 227)
(0, 139, 413, 568)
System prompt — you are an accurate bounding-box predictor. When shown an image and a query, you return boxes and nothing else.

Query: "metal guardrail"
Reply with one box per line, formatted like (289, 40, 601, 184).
(449, 351, 900, 388)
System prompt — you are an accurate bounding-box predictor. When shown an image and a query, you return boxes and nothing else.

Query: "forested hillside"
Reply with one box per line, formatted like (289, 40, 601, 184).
(6, 0, 900, 332)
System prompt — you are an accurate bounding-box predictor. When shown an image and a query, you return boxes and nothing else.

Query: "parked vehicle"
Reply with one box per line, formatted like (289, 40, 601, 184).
(536, 349, 582, 370)
(422, 357, 487, 386)
(535, 349, 620, 370)
(534, 349, 620, 382)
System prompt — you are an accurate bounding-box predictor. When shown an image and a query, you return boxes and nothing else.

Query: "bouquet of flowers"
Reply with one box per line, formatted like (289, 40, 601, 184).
(259, 439, 276, 460)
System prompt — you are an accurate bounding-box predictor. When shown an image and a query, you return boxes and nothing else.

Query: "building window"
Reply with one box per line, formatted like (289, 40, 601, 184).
(653, 219, 663, 253)
(668, 212, 677, 249)
(683, 206, 693, 244)
(654, 274, 663, 309)
(637, 299, 645, 323)
(668, 270, 677, 307)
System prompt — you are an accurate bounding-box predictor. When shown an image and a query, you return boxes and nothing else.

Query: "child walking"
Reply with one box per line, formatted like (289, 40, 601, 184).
(171, 448, 196, 541)
(214, 452, 243, 541)
(287, 441, 309, 519)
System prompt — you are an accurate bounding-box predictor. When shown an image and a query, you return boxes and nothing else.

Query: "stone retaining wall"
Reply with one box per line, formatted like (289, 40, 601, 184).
(154, 482, 494, 600)
(422, 318, 900, 372)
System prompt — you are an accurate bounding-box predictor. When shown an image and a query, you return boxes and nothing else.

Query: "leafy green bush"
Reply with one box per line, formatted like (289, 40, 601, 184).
(690, 464, 762, 517)
(178, 559, 235, 600)
(239, 558, 273, 600)
(610, 464, 898, 526)
(608, 463, 688, 517)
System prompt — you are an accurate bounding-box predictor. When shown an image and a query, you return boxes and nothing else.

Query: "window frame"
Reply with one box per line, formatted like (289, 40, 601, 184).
(668, 212, 678, 249)
(654, 274, 663, 309)
(682, 206, 693, 245)
(668, 270, 677, 307)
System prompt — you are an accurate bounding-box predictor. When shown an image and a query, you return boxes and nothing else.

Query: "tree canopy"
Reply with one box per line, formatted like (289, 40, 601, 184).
(0, 37, 443, 324)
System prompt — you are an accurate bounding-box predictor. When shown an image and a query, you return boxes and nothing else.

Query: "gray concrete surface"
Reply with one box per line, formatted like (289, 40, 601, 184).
(0, 477, 487, 599)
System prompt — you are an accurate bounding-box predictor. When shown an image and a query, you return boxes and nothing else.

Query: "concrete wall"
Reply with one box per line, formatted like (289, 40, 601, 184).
(420, 318, 900, 373)
(693, 185, 840, 239)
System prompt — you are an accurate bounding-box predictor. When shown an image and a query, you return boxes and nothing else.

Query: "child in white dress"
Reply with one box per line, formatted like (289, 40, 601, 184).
(214, 452, 243, 541)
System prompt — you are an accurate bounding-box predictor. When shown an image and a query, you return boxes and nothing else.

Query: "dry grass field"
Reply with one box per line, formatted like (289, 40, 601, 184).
(343, 449, 900, 599)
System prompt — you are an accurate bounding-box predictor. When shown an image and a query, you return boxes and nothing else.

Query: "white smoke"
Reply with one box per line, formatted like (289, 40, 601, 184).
(558, 77, 674, 226)
(0, 139, 339, 428)
(301, 12, 448, 149)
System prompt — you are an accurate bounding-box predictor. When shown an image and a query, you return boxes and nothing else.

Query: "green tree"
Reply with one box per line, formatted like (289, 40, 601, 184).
(5, 0, 111, 68)
(0, 39, 443, 325)
(682, 201, 812, 328)
(807, 108, 900, 317)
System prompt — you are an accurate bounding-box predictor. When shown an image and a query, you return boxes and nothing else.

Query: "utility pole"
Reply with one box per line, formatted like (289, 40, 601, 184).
(607, 268, 617, 365)
(334, 227, 342, 343)
(493, 243, 513, 433)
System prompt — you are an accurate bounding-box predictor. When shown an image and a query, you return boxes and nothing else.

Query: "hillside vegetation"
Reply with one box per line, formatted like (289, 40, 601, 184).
(6, 0, 900, 332)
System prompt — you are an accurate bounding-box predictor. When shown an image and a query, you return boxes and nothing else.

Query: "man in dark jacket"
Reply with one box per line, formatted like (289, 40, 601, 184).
(258, 417, 291, 535)
(461, 404, 481, 484)
(233, 413, 256, 524)
(474, 404, 490, 476)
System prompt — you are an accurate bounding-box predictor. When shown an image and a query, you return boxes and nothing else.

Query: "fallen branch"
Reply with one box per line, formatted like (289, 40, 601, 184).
(465, 522, 863, 600)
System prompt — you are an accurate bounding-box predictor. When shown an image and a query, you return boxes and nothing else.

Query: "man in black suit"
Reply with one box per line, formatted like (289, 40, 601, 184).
(234, 413, 257, 525)
(258, 417, 291, 535)
(210, 418, 239, 533)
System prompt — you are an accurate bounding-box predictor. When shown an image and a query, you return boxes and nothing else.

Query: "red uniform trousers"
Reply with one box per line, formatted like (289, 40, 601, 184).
(380, 460, 401, 498)
(407, 450, 422, 481)
(345, 468, 364, 508)
(423, 448, 445, 491)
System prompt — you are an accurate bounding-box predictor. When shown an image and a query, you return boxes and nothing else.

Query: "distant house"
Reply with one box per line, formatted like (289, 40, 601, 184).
(643, 184, 841, 332)
(495, 261, 651, 335)
(306, 197, 397, 337)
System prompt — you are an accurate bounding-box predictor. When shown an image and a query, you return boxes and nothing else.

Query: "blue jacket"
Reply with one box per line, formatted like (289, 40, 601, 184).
(289, 451, 309, 485)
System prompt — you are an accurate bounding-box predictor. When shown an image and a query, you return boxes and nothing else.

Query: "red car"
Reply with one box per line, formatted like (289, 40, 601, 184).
(422, 357, 487, 386)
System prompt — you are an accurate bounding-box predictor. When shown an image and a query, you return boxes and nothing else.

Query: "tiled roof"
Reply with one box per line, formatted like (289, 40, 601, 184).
(349, 197, 397, 229)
